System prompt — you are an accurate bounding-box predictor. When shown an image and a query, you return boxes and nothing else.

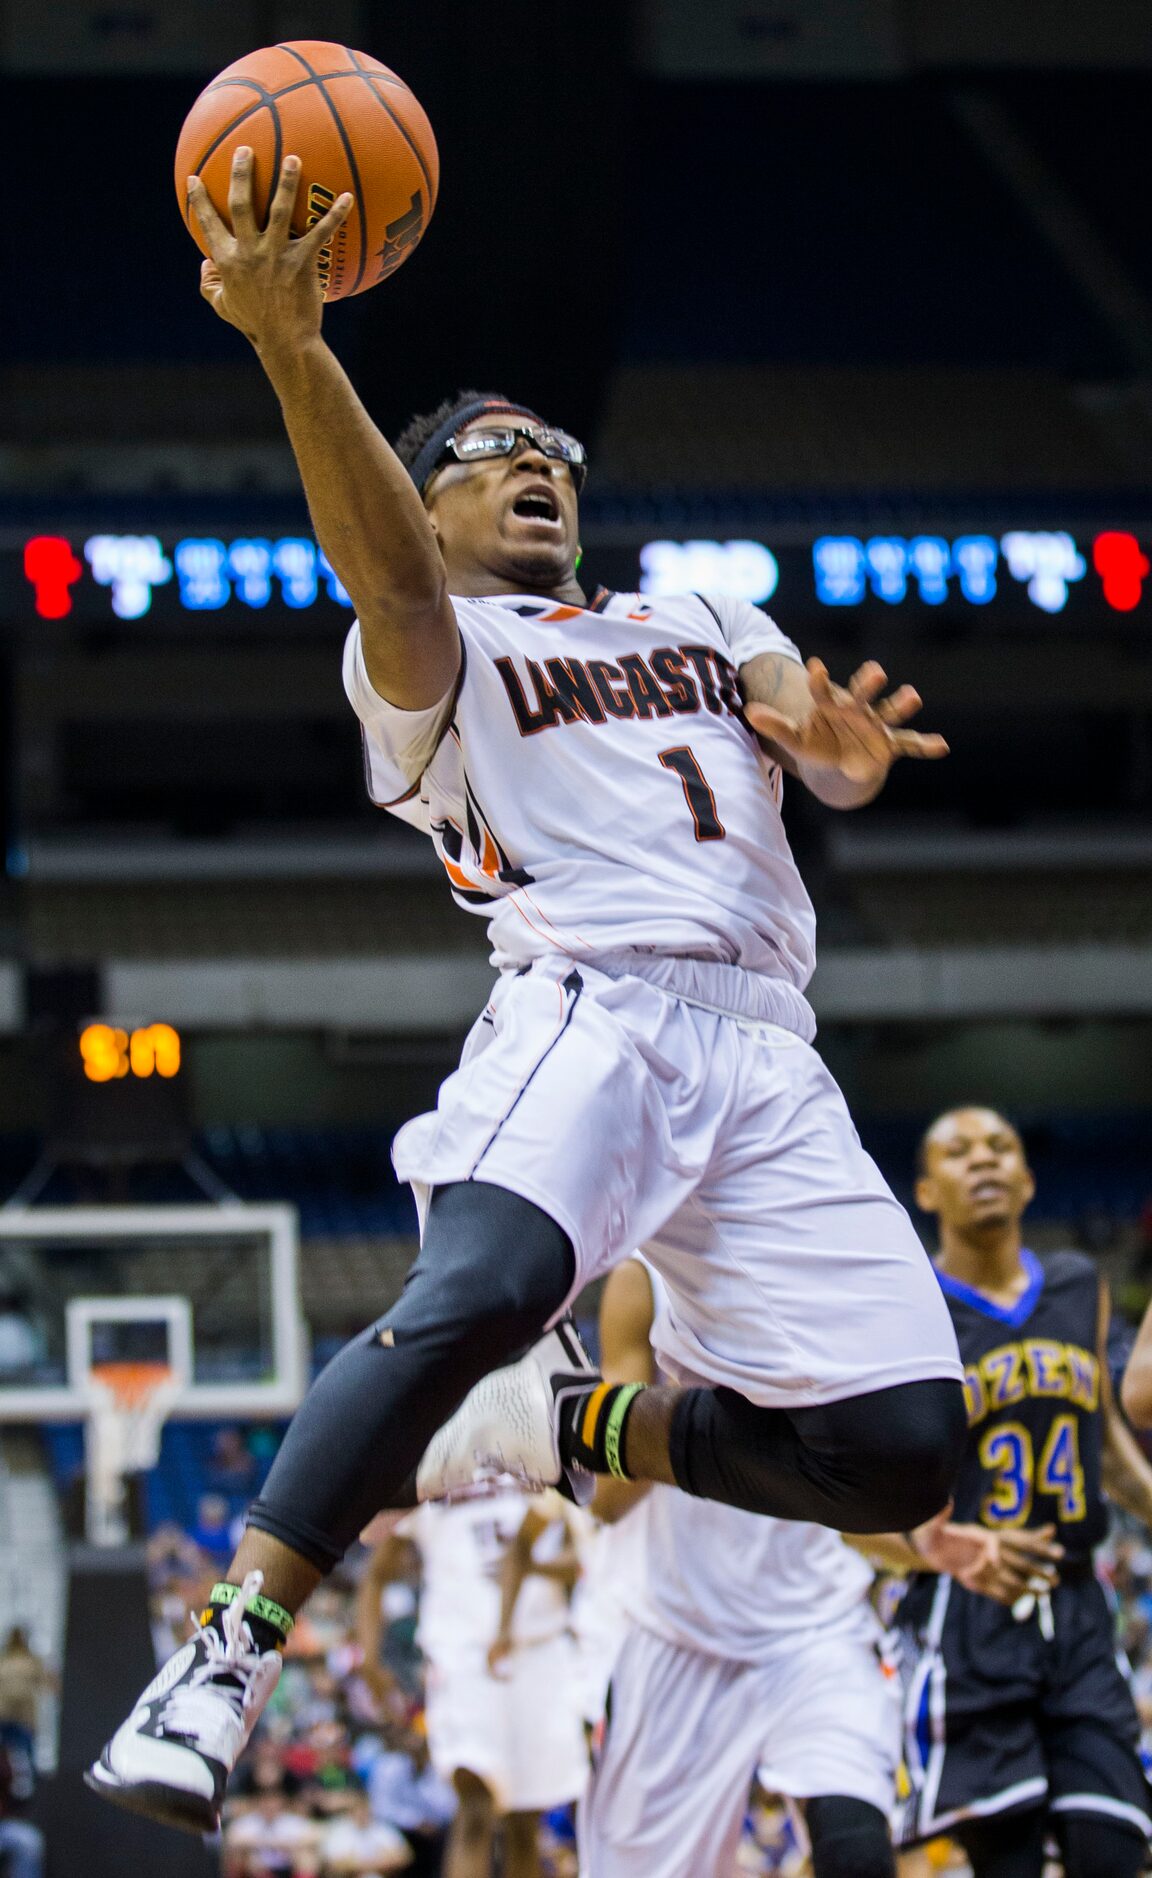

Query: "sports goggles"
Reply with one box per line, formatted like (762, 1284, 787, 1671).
(435, 421, 588, 491)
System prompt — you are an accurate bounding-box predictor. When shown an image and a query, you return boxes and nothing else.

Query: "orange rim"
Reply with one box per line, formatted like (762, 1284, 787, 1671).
(88, 1360, 174, 1411)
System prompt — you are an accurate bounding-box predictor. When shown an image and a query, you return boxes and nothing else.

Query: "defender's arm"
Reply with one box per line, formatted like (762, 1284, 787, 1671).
(590, 1259, 658, 1526)
(1121, 1293, 1152, 1430)
(1100, 1283, 1152, 1523)
(844, 1509, 1062, 1605)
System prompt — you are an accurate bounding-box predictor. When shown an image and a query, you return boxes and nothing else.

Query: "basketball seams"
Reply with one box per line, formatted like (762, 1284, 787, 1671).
(189, 84, 274, 184)
(345, 48, 436, 213)
(179, 47, 433, 294)
(189, 69, 399, 184)
(270, 97, 283, 207)
(273, 43, 369, 293)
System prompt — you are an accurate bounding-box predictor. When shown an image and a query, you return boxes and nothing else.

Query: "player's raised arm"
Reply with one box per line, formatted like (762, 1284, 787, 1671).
(741, 653, 948, 809)
(187, 148, 459, 710)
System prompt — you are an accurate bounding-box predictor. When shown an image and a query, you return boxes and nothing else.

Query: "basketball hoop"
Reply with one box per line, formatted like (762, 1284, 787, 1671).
(85, 1358, 183, 1549)
(68, 1297, 193, 1549)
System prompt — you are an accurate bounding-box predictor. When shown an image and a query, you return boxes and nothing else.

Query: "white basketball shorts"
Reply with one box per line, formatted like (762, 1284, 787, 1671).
(579, 1606, 900, 1878)
(423, 1631, 588, 1815)
(393, 951, 961, 1408)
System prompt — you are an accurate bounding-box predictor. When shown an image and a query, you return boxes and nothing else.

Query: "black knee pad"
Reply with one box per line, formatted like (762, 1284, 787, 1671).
(248, 1181, 575, 1571)
(671, 1378, 967, 1531)
(381, 1180, 575, 1363)
(806, 1796, 894, 1878)
(794, 1376, 969, 1531)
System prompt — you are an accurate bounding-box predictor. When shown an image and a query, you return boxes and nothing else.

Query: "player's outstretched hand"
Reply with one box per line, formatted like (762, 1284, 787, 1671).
(487, 1633, 515, 1679)
(187, 148, 352, 354)
(913, 1509, 1063, 1604)
(745, 658, 948, 788)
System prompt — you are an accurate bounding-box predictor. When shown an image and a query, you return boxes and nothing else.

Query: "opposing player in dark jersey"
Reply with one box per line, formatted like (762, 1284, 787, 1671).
(894, 1106, 1152, 1878)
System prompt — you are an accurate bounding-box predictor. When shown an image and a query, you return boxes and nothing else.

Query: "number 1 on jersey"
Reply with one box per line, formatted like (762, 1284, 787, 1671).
(659, 747, 726, 842)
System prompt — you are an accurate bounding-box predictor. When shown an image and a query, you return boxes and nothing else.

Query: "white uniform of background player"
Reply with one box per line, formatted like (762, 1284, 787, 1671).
(399, 1490, 587, 1817)
(345, 590, 960, 1414)
(578, 1262, 901, 1878)
(569, 1506, 645, 1731)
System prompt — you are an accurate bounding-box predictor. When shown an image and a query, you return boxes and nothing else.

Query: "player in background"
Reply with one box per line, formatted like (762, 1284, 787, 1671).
(889, 1107, 1152, 1878)
(577, 1257, 901, 1878)
(1120, 1293, 1152, 1429)
(90, 151, 967, 1832)
(357, 1492, 586, 1878)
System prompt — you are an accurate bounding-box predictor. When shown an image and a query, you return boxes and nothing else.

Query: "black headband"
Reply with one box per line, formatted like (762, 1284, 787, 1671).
(407, 396, 543, 495)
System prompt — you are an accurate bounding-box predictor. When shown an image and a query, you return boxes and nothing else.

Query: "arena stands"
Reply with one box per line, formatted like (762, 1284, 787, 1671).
(2, 5, 1151, 1873)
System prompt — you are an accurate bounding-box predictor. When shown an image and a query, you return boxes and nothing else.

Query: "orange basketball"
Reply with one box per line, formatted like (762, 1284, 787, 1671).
(174, 40, 438, 301)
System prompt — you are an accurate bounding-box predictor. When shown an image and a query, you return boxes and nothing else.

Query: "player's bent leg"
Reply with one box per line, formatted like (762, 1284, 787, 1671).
(954, 1808, 1048, 1878)
(661, 1376, 966, 1532)
(805, 1795, 895, 1878)
(88, 1182, 577, 1833)
(247, 1180, 576, 1569)
(1055, 1815, 1147, 1878)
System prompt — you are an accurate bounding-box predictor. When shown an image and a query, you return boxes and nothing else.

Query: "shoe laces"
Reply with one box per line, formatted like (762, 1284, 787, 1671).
(162, 1569, 268, 1745)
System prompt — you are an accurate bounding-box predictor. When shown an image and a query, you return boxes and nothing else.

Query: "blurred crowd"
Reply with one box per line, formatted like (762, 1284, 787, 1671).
(122, 1429, 1152, 1876)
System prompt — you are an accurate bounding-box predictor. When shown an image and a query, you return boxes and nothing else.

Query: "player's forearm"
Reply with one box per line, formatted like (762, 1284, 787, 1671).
(591, 1475, 651, 1524)
(354, 1551, 396, 1668)
(843, 1530, 925, 1574)
(1122, 1340, 1152, 1429)
(496, 1549, 530, 1643)
(742, 653, 887, 809)
(1103, 1412, 1152, 1523)
(1122, 1358, 1152, 1429)
(527, 1552, 581, 1590)
(257, 335, 457, 704)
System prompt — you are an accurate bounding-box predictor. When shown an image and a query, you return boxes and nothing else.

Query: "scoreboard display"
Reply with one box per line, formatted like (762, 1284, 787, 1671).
(6, 523, 1152, 630)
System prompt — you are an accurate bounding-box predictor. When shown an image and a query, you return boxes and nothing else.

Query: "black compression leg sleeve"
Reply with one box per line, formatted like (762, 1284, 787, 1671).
(955, 1809, 1047, 1878)
(806, 1796, 894, 1878)
(247, 1181, 574, 1571)
(669, 1375, 966, 1532)
(1056, 1814, 1147, 1878)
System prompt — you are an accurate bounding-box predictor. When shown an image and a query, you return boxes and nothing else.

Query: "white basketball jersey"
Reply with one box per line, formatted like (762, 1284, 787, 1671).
(620, 1268, 876, 1663)
(344, 589, 816, 980)
(403, 1489, 573, 1664)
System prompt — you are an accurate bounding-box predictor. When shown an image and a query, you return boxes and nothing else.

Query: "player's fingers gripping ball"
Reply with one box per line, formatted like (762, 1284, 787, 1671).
(175, 39, 438, 300)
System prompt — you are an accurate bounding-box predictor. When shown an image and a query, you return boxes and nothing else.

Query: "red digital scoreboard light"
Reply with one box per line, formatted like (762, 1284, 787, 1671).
(23, 536, 83, 619)
(1092, 533, 1151, 613)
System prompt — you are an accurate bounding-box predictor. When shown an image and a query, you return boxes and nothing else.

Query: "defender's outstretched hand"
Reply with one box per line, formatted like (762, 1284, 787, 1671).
(913, 1509, 1062, 1605)
(746, 657, 948, 789)
(187, 147, 352, 353)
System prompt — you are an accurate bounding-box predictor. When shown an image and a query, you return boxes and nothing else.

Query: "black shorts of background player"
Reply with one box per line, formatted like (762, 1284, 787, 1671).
(891, 1107, 1152, 1878)
(86, 147, 966, 1839)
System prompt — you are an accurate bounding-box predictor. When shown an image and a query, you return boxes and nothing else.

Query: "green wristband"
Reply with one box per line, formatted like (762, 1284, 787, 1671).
(209, 1581, 294, 1641)
(604, 1383, 645, 1480)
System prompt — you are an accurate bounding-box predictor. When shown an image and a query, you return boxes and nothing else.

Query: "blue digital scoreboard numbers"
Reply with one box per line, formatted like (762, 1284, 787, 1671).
(13, 526, 1152, 623)
(21, 533, 356, 622)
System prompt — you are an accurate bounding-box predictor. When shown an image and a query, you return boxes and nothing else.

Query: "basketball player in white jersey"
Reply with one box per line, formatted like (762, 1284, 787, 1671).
(358, 1492, 586, 1878)
(579, 1257, 901, 1878)
(91, 150, 966, 1834)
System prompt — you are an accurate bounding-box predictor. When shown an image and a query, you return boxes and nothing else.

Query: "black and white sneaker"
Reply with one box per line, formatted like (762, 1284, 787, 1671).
(415, 1318, 599, 1505)
(85, 1569, 282, 1835)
